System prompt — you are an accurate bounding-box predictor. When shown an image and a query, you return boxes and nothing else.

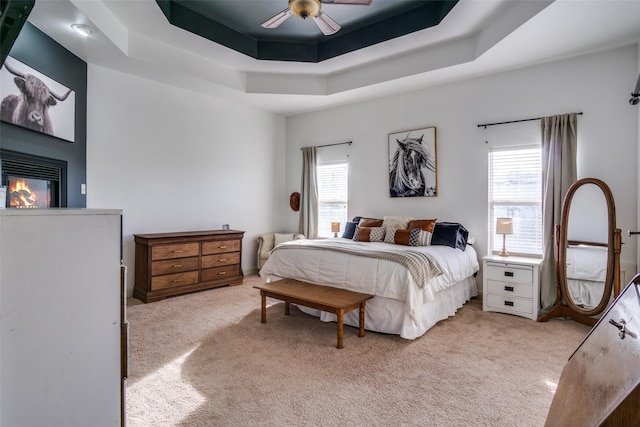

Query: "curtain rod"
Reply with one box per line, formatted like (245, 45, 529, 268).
(301, 141, 352, 150)
(477, 112, 583, 129)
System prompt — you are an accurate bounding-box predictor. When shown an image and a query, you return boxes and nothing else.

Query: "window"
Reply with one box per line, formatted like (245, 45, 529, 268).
(488, 145, 542, 256)
(317, 161, 348, 238)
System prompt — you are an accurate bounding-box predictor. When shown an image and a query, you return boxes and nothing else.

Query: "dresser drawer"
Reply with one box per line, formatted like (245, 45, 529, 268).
(151, 256, 199, 276)
(486, 294, 534, 315)
(202, 264, 240, 282)
(151, 243, 199, 260)
(151, 271, 199, 290)
(486, 262, 533, 285)
(202, 252, 240, 269)
(202, 240, 240, 255)
(487, 280, 533, 299)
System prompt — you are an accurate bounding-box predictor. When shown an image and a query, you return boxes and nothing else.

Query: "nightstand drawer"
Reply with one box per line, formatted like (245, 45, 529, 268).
(486, 262, 533, 285)
(487, 280, 533, 299)
(486, 294, 534, 315)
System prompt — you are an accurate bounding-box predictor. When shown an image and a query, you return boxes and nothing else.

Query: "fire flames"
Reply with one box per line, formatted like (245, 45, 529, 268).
(10, 179, 38, 208)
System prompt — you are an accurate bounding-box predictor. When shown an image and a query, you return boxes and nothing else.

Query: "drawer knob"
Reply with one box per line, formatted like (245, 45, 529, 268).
(172, 250, 184, 253)
(218, 271, 227, 275)
(504, 301, 514, 307)
(172, 264, 182, 268)
(504, 286, 514, 292)
(219, 245, 228, 249)
(504, 271, 514, 277)
(172, 279, 183, 283)
(219, 259, 227, 262)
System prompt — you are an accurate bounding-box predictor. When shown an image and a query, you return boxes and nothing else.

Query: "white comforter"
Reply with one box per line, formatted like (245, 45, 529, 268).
(259, 238, 479, 324)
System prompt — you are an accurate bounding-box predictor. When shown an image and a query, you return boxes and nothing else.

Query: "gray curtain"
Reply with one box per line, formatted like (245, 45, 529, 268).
(539, 113, 578, 313)
(299, 146, 318, 239)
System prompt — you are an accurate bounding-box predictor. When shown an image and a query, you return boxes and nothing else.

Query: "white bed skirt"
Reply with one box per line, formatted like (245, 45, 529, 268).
(295, 276, 478, 340)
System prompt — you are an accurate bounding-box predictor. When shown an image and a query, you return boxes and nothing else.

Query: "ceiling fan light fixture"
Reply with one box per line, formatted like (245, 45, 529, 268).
(289, 0, 321, 19)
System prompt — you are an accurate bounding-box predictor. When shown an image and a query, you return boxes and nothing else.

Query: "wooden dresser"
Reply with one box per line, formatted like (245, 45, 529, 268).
(134, 229, 244, 303)
(545, 274, 640, 426)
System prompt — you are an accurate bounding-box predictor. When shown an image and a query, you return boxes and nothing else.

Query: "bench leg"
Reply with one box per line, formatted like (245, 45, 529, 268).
(285, 301, 290, 315)
(260, 291, 266, 323)
(336, 309, 345, 349)
(359, 301, 366, 337)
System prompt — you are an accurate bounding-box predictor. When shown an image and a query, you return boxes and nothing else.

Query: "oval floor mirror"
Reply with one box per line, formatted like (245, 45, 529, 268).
(539, 178, 622, 326)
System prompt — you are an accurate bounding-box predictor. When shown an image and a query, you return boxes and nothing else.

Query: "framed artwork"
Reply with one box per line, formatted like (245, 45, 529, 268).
(388, 126, 437, 197)
(1, 56, 75, 142)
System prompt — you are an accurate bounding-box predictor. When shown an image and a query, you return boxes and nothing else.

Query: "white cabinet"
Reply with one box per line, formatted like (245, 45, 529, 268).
(482, 255, 543, 321)
(0, 209, 124, 426)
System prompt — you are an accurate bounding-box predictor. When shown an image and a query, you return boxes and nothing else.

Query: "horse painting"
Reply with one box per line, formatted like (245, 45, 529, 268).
(389, 131, 436, 197)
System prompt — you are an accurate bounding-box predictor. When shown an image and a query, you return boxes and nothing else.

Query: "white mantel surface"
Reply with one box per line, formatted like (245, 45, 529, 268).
(0, 207, 122, 216)
(0, 208, 123, 426)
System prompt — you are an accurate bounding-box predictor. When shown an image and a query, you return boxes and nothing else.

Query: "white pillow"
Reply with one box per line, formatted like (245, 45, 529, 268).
(382, 216, 414, 230)
(274, 233, 295, 247)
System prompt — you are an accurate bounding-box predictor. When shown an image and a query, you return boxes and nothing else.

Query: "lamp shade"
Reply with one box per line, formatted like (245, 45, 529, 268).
(331, 222, 341, 233)
(496, 217, 513, 235)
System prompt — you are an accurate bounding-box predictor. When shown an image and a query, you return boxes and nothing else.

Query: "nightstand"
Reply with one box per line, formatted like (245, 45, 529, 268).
(482, 255, 543, 321)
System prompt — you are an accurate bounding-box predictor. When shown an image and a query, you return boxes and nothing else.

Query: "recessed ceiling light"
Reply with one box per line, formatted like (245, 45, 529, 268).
(71, 24, 93, 37)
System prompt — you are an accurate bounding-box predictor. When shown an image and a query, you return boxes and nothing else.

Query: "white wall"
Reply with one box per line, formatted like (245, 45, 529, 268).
(86, 65, 286, 289)
(284, 45, 639, 283)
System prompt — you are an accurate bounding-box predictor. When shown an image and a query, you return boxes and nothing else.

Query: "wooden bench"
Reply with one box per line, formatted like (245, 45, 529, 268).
(253, 279, 374, 348)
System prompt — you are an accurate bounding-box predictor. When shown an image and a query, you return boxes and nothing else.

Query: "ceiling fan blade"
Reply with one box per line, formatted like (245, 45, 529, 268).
(321, 0, 372, 5)
(261, 8, 293, 29)
(313, 11, 341, 35)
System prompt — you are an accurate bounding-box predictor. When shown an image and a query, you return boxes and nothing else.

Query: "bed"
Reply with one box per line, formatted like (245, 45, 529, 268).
(565, 244, 607, 309)
(258, 219, 479, 340)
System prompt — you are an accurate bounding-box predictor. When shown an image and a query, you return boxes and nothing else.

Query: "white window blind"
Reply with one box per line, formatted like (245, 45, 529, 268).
(317, 161, 348, 238)
(488, 145, 542, 256)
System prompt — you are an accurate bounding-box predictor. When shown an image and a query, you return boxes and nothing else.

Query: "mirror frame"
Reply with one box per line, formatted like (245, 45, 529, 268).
(557, 178, 618, 316)
(541, 178, 622, 326)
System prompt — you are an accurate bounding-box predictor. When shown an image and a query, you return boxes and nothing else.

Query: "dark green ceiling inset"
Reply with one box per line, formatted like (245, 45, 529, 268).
(156, 0, 459, 63)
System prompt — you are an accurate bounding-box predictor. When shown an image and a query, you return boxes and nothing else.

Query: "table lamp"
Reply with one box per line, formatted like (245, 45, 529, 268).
(496, 217, 513, 256)
(331, 222, 340, 238)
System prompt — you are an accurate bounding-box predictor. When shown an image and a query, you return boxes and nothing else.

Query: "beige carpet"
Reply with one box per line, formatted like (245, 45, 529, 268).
(126, 275, 590, 427)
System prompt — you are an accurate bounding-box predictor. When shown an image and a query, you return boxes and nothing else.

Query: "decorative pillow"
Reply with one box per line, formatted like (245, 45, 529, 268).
(274, 233, 295, 247)
(384, 226, 397, 244)
(359, 218, 383, 228)
(341, 221, 358, 239)
(407, 219, 437, 233)
(382, 216, 414, 230)
(417, 230, 433, 246)
(431, 222, 469, 250)
(390, 228, 421, 246)
(353, 226, 385, 242)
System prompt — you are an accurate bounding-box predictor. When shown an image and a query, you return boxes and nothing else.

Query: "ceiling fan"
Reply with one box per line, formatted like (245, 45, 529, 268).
(261, 0, 373, 36)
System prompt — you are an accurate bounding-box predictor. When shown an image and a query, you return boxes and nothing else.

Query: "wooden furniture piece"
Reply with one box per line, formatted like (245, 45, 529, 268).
(134, 229, 244, 302)
(482, 255, 543, 321)
(539, 178, 622, 327)
(545, 273, 640, 427)
(254, 279, 374, 348)
(0, 209, 124, 426)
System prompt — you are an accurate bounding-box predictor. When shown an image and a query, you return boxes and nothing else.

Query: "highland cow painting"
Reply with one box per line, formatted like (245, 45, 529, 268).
(1, 56, 75, 142)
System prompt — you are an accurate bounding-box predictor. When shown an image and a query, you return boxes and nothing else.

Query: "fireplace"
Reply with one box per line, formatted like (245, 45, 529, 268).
(1, 149, 67, 208)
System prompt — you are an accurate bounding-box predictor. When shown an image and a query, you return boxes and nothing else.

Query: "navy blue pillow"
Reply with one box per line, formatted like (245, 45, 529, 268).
(342, 221, 358, 239)
(431, 222, 469, 250)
